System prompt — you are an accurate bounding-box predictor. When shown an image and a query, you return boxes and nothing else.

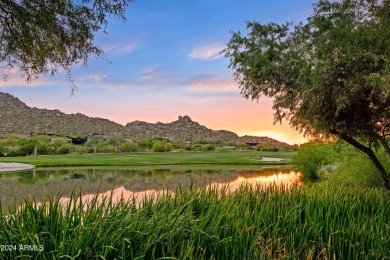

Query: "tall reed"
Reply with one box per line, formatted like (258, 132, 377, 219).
(0, 184, 388, 259)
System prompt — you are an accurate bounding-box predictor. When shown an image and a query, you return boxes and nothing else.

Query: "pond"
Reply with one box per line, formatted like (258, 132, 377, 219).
(0, 166, 301, 211)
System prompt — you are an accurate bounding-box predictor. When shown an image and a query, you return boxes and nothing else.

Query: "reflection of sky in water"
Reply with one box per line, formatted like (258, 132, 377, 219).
(59, 171, 301, 208)
(214, 171, 301, 192)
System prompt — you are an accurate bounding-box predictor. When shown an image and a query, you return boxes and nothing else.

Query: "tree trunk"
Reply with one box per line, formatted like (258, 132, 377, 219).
(379, 137, 390, 159)
(339, 133, 390, 190)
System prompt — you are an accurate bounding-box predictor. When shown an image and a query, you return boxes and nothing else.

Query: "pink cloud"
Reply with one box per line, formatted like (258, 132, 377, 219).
(188, 74, 238, 92)
(0, 74, 58, 88)
(189, 44, 225, 60)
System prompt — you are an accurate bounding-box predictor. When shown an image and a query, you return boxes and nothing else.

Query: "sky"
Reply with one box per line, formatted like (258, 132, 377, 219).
(0, 0, 317, 144)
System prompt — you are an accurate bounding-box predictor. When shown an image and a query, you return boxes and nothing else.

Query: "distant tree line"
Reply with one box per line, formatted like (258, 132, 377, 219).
(0, 134, 296, 157)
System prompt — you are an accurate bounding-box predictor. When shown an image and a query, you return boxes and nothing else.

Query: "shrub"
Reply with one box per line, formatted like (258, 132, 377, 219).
(255, 143, 279, 152)
(172, 142, 186, 149)
(293, 142, 336, 181)
(74, 145, 93, 154)
(201, 144, 216, 151)
(51, 138, 69, 149)
(104, 145, 117, 153)
(3, 134, 22, 146)
(120, 141, 138, 153)
(165, 143, 173, 151)
(153, 141, 166, 152)
(6, 150, 19, 157)
(57, 144, 73, 155)
(152, 141, 172, 152)
(235, 142, 248, 150)
(191, 144, 201, 151)
(139, 139, 152, 149)
(17, 139, 37, 156)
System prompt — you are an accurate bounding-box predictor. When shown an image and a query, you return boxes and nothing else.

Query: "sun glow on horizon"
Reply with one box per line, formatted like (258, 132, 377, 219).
(237, 130, 308, 145)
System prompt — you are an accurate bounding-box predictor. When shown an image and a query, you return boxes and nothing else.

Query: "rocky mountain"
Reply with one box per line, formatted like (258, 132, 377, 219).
(125, 115, 238, 142)
(0, 92, 238, 142)
(0, 92, 124, 137)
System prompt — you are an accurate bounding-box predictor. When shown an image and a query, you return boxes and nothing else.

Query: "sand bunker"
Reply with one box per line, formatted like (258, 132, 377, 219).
(0, 162, 35, 172)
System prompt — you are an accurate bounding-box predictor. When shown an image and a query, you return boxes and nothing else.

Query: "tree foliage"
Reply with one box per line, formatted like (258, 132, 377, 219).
(224, 0, 390, 189)
(0, 0, 132, 92)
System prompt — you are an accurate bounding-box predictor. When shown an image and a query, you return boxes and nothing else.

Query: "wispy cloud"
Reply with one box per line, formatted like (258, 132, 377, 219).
(189, 44, 225, 60)
(105, 43, 138, 55)
(140, 66, 161, 80)
(188, 74, 238, 92)
(103, 38, 140, 55)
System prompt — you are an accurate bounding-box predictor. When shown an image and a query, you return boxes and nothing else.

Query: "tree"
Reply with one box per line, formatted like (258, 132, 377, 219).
(0, 0, 133, 93)
(223, 0, 390, 189)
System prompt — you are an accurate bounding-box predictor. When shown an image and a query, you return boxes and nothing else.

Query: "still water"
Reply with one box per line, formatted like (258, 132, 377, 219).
(0, 166, 301, 211)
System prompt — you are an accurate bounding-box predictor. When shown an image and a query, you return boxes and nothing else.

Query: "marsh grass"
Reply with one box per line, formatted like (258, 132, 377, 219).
(0, 184, 388, 259)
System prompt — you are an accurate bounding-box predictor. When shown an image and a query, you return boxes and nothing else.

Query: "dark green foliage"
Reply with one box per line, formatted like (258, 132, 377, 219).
(200, 144, 216, 151)
(191, 144, 201, 151)
(172, 142, 187, 149)
(6, 150, 18, 157)
(224, 0, 390, 189)
(0, 0, 133, 92)
(0, 185, 388, 259)
(199, 140, 213, 145)
(139, 139, 153, 149)
(57, 144, 73, 155)
(17, 138, 49, 155)
(255, 142, 278, 152)
(293, 142, 336, 181)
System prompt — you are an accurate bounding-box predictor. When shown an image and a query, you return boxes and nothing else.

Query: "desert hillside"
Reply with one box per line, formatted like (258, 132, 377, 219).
(0, 92, 238, 142)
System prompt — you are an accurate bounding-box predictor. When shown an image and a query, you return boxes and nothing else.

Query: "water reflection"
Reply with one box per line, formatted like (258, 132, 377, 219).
(0, 167, 301, 211)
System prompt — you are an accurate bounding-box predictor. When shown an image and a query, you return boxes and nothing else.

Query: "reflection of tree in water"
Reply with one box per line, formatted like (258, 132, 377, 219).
(0, 167, 297, 211)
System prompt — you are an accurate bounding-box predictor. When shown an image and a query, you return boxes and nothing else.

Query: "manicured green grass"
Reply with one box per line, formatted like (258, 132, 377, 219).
(1, 184, 388, 259)
(0, 150, 294, 167)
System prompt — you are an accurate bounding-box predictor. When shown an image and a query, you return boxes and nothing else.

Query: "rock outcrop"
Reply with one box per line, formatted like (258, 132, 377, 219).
(125, 115, 238, 142)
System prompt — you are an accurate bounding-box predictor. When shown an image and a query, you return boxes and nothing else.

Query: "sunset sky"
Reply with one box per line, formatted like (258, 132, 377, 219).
(0, 0, 317, 144)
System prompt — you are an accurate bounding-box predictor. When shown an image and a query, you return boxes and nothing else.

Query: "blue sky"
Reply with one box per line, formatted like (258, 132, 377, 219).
(1, 0, 317, 144)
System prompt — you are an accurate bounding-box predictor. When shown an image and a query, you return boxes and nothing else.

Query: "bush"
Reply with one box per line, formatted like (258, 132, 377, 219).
(139, 139, 152, 149)
(6, 150, 19, 157)
(166, 143, 173, 151)
(3, 134, 22, 146)
(152, 141, 172, 152)
(172, 142, 186, 149)
(191, 144, 201, 151)
(120, 141, 138, 153)
(293, 142, 336, 181)
(235, 142, 248, 150)
(74, 145, 93, 154)
(103, 145, 117, 153)
(201, 144, 215, 151)
(51, 138, 69, 149)
(255, 143, 279, 152)
(57, 144, 73, 154)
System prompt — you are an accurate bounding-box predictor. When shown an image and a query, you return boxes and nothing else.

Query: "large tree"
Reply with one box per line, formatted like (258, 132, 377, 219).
(0, 0, 133, 93)
(224, 0, 390, 189)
